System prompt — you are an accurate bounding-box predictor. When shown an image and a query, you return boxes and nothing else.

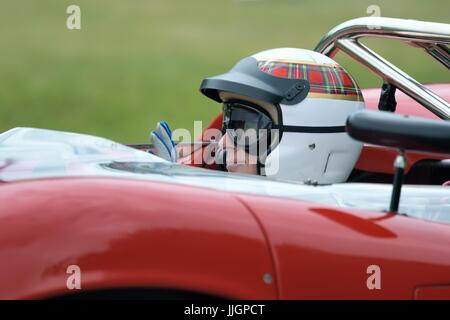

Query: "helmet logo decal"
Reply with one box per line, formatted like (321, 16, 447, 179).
(258, 60, 363, 102)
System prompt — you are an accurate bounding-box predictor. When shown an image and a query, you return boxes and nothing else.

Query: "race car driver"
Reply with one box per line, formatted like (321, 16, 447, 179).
(151, 48, 365, 184)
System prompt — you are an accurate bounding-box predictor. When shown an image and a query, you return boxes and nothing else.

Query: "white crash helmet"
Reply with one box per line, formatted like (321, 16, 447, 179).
(200, 48, 365, 184)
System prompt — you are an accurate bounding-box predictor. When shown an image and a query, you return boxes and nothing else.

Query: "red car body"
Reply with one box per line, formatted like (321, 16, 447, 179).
(0, 85, 449, 300)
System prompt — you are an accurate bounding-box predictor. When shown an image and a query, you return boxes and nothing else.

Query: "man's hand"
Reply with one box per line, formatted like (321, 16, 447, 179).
(150, 121, 178, 162)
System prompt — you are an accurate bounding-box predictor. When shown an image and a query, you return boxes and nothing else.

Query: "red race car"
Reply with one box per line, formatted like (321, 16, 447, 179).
(0, 17, 449, 300)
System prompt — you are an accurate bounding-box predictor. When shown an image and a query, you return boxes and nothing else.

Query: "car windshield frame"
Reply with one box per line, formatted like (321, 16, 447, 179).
(314, 17, 450, 119)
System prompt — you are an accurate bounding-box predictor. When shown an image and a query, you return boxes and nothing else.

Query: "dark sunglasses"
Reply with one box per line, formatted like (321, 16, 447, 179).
(222, 101, 275, 152)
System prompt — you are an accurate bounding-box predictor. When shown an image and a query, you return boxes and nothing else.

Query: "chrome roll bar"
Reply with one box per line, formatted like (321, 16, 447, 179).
(314, 17, 450, 119)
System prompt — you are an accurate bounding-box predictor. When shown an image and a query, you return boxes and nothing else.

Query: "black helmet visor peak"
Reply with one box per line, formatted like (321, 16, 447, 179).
(200, 57, 310, 106)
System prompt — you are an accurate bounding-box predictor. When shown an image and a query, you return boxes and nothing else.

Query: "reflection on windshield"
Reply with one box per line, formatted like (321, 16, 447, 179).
(101, 161, 450, 225)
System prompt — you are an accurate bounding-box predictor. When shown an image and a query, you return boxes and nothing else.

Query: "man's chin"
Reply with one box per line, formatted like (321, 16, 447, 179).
(226, 163, 257, 175)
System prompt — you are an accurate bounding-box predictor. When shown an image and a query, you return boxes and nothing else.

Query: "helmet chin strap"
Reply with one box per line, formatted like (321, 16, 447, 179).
(257, 161, 264, 176)
(215, 148, 228, 172)
(256, 139, 264, 176)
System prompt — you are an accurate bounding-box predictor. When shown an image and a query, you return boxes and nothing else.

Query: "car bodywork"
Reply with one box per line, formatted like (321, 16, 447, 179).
(0, 17, 449, 299)
(0, 127, 450, 299)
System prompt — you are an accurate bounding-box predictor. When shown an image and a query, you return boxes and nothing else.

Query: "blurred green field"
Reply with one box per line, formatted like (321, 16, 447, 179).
(0, 0, 448, 142)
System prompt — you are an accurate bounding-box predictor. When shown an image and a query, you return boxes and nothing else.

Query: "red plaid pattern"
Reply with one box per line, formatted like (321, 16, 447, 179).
(258, 60, 362, 100)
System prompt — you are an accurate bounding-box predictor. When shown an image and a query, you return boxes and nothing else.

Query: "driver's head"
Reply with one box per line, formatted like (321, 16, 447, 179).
(200, 48, 365, 184)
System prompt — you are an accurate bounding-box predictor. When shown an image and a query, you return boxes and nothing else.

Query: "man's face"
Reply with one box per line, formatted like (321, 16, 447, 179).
(217, 131, 258, 175)
(217, 100, 277, 175)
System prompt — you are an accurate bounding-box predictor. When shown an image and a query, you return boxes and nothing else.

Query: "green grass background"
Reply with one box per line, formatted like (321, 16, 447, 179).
(0, 0, 448, 142)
